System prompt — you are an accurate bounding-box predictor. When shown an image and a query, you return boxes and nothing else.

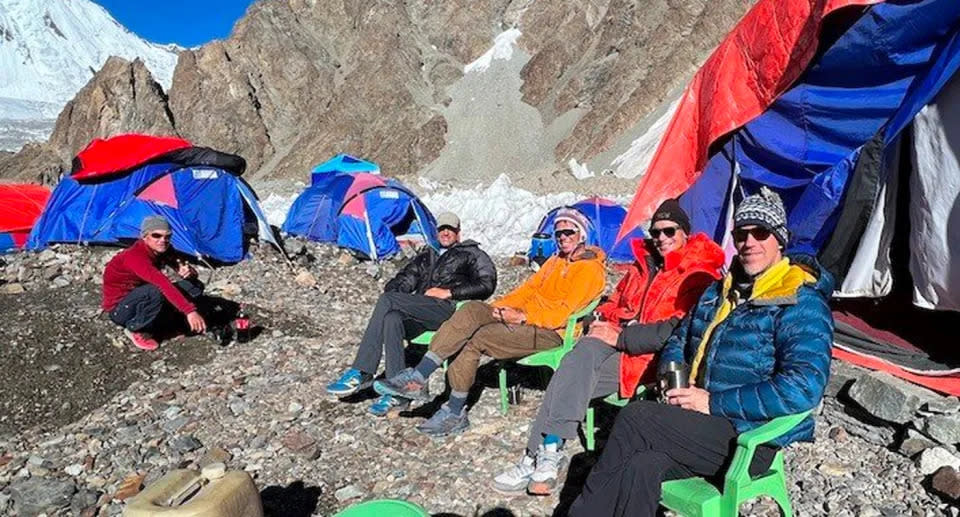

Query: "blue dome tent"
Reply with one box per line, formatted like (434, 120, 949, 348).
(528, 197, 647, 264)
(27, 135, 280, 263)
(310, 154, 380, 185)
(282, 166, 438, 260)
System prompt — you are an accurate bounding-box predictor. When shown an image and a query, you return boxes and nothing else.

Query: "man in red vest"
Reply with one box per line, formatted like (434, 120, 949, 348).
(492, 200, 725, 496)
(102, 216, 207, 350)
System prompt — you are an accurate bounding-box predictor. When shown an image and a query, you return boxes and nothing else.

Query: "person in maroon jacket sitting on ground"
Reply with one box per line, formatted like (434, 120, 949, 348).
(102, 215, 207, 350)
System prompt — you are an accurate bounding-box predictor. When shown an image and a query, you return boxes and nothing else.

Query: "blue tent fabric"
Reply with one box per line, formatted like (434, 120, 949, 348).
(310, 154, 379, 185)
(282, 172, 439, 260)
(0, 233, 15, 253)
(679, 0, 960, 254)
(28, 164, 275, 263)
(528, 198, 647, 263)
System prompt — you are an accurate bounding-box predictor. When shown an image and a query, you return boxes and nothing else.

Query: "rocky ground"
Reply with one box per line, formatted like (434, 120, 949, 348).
(0, 242, 958, 516)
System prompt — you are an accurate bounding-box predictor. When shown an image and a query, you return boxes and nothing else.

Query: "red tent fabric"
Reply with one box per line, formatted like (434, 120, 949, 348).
(71, 134, 192, 181)
(0, 183, 51, 233)
(618, 0, 882, 240)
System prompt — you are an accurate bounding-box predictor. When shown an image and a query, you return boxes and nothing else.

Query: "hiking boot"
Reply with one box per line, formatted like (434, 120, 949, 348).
(325, 368, 373, 397)
(527, 445, 568, 496)
(416, 404, 469, 437)
(373, 368, 430, 402)
(368, 394, 411, 417)
(124, 329, 159, 351)
(491, 453, 536, 495)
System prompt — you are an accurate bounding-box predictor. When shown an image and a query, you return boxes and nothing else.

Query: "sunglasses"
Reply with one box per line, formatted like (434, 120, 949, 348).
(437, 225, 460, 233)
(649, 226, 680, 239)
(149, 232, 173, 240)
(732, 227, 773, 243)
(554, 229, 579, 239)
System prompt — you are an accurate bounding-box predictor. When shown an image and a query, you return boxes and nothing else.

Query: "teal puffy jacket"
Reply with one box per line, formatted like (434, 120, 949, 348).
(660, 254, 834, 447)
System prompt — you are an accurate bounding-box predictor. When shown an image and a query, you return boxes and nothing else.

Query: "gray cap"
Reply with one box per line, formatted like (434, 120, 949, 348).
(140, 215, 171, 237)
(436, 211, 461, 230)
(734, 186, 789, 246)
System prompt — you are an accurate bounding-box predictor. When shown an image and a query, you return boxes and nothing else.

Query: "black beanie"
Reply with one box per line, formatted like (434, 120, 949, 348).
(650, 199, 691, 234)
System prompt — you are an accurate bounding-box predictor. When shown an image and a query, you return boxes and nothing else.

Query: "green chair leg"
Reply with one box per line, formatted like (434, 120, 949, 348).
(585, 407, 596, 451)
(498, 367, 509, 415)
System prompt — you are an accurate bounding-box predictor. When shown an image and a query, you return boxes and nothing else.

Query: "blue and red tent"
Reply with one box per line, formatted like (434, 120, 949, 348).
(282, 162, 438, 260)
(28, 134, 279, 263)
(528, 197, 647, 264)
(619, 0, 960, 394)
(0, 183, 50, 253)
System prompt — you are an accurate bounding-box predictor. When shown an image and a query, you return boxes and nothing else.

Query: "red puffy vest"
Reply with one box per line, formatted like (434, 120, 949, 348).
(596, 233, 725, 397)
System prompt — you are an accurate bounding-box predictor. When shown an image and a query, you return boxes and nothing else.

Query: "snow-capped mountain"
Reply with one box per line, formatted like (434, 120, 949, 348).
(0, 0, 180, 149)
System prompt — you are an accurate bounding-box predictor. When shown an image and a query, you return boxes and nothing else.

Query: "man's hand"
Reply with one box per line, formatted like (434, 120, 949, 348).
(177, 259, 197, 279)
(424, 287, 452, 299)
(186, 311, 207, 334)
(494, 307, 526, 325)
(666, 386, 710, 414)
(587, 320, 621, 346)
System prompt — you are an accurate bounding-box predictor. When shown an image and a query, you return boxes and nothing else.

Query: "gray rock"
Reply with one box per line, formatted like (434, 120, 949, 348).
(917, 447, 960, 475)
(69, 489, 100, 514)
(161, 416, 190, 433)
(848, 371, 939, 424)
(169, 435, 203, 454)
(6, 477, 76, 515)
(923, 413, 960, 445)
(924, 397, 960, 415)
(899, 428, 938, 458)
(334, 484, 364, 502)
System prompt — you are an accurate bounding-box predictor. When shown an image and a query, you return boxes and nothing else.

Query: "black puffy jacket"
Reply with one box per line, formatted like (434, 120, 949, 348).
(384, 240, 497, 301)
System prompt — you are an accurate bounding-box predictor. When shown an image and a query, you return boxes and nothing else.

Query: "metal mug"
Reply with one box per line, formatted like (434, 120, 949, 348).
(659, 361, 689, 398)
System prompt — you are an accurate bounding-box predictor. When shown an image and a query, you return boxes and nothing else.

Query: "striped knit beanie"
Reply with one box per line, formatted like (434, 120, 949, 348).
(554, 207, 589, 243)
(734, 187, 789, 246)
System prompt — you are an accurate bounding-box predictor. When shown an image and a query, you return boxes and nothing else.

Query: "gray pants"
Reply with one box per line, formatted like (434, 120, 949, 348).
(526, 336, 621, 455)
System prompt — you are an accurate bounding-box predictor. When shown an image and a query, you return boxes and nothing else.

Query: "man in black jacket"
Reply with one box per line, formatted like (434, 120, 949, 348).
(326, 211, 497, 416)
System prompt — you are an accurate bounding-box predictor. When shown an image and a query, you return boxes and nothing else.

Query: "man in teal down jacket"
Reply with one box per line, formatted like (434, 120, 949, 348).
(569, 187, 834, 517)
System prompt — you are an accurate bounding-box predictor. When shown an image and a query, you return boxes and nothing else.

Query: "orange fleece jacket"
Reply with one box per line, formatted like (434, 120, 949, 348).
(493, 246, 607, 330)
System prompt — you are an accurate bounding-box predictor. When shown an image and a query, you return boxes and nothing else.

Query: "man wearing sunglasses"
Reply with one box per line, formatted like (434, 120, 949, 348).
(493, 199, 724, 496)
(569, 187, 834, 517)
(374, 208, 606, 437)
(102, 215, 207, 351)
(326, 211, 497, 417)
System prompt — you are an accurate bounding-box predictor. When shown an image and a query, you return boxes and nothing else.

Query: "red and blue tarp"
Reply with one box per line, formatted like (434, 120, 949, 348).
(0, 183, 51, 252)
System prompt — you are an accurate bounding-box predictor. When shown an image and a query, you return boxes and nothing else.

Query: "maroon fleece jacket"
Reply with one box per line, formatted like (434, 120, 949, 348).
(101, 240, 196, 314)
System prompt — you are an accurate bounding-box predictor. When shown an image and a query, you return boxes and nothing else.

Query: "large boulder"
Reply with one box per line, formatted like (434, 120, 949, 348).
(847, 371, 939, 425)
(5, 478, 76, 516)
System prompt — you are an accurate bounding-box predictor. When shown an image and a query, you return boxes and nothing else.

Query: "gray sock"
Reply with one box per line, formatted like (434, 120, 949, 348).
(414, 351, 443, 381)
(447, 391, 468, 414)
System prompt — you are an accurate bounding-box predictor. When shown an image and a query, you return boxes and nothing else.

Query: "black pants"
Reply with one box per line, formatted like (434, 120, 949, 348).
(569, 400, 776, 517)
(109, 279, 204, 333)
(351, 291, 456, 378)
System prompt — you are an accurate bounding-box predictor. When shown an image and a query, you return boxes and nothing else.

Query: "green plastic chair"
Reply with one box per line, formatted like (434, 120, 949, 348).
(497, 298, 602, 415)
(332, 498, 429, 517)
(583, 384, 646, 451)
(660, 409, 811, 517)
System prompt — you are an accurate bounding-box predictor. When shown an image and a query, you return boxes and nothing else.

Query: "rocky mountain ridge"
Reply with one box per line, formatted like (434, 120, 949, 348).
(0, 0, 755, 185)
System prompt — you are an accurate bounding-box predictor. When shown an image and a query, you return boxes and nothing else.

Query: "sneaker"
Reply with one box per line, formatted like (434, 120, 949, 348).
(368, 394, 411, 417)
(373, 368, 430, 402)
(527, 445, 568, 496)
(416, 404, 470, 437)
(124, 329, 159, 351)
(325, 368, 373, 397)
(491, 453, 536, 495)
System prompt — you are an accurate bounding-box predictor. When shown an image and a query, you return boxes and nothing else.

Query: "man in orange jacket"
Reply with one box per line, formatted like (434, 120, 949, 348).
(492, 200, 725, 496)
(374, 208, 607, 437)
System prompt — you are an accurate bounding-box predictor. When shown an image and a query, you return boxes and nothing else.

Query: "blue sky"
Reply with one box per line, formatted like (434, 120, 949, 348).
(92, 0, 256, 47)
